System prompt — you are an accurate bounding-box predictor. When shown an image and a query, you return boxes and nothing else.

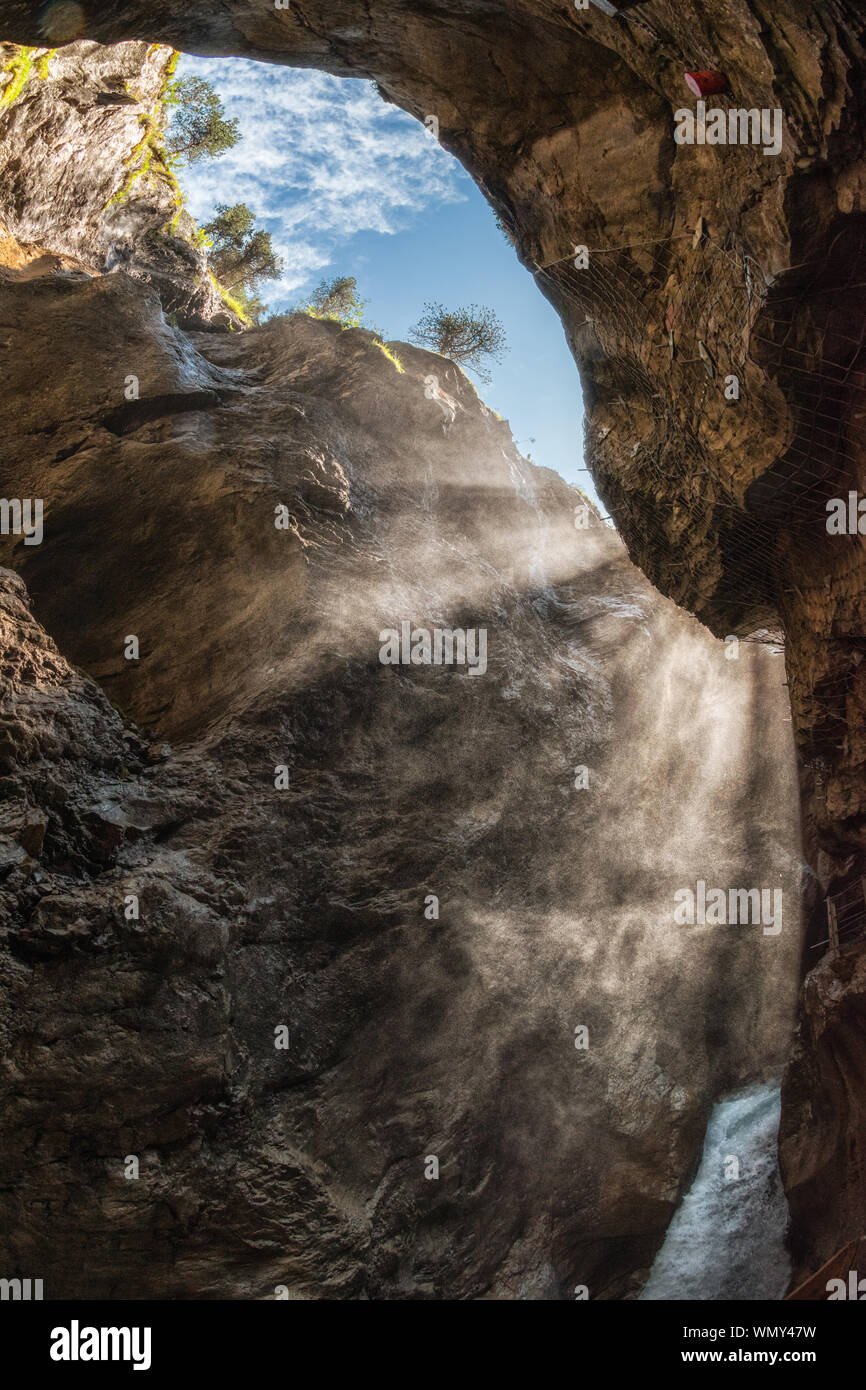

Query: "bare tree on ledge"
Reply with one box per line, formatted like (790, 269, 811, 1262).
(409, 301, 508, 383)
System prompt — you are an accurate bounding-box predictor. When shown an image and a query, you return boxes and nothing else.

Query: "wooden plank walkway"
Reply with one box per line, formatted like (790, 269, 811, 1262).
(787, 1236, 866, 1300)
(811, 876, 866, 961)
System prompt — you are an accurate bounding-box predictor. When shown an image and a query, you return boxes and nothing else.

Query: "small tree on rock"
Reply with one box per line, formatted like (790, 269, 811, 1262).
(408, 302, 508, 382)
(165, 75, 240, 164)
(300, 275, 368, 328)
(201, 202, 283, 324)
(202, 203, 282, 291)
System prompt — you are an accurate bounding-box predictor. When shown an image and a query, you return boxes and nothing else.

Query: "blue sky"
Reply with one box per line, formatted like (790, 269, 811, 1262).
(174, 55, 595, 498)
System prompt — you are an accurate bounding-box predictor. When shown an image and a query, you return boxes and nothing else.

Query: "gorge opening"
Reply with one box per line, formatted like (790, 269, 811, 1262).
(0, 0, 864, 1331)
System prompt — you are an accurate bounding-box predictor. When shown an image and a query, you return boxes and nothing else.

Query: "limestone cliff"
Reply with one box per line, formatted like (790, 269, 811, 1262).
(0, 38, 232, 325)
(0, 216, 799, 1298)
(0, 1, 863, 1293)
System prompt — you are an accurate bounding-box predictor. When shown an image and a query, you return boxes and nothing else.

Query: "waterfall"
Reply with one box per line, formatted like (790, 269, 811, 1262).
(639, 1081, 790, 1301)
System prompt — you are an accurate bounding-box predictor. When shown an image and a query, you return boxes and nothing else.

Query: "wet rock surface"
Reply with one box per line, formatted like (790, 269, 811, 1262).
(780, 940, 866, 1286)
(2, 2, 864, 1290)
(0, 272, 800, 1296)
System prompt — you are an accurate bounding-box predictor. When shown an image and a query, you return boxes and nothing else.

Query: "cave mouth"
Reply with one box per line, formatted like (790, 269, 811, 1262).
(165, 49, 599, 503)
(0, 13, 834, 1312)
(167, 37, 807, 1301)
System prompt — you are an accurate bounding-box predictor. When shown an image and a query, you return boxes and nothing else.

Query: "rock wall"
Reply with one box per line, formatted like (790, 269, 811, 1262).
(1, 5, 861, 841)
(2, 0, 864, 1290)
(780, 947, 866, 1285)
(0, 38, 232, 325)
(0, 265, 800, 1296)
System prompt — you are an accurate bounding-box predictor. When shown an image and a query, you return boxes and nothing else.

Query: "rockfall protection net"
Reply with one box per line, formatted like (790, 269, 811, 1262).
(531, 225, 866, 660)
(554, 2, 866, 674)
(811, 878, 866, 955)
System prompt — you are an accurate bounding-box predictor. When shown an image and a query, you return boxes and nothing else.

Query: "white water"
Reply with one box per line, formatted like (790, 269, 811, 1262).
(639, 1081, 791, 1300)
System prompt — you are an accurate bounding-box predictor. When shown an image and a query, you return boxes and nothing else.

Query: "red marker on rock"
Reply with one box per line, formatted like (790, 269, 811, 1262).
(684, 70, 728, 97)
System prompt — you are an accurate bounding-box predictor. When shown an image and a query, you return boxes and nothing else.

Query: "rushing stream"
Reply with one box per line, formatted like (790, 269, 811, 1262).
(639, 1081, 791, 1301)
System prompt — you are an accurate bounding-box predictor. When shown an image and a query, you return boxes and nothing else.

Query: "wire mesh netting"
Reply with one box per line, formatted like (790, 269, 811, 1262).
(531, 221, 866, 658)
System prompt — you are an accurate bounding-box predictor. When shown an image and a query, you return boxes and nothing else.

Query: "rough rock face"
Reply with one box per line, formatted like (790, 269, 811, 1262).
(780, 940, 866, 1286)
(0, 259, 800, 1296)
(5, 20, 863, 795)
(0, 39, 231, 325)
(1, 1, 863, 1287)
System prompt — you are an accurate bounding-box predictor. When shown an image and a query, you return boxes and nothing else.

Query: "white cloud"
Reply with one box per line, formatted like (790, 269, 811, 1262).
(174, 57, 467, 300)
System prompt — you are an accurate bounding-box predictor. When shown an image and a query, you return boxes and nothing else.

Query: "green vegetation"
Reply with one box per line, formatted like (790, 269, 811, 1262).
(164, 74, 240, 165)
(36, 49, 57, 81)
(106, 128, 150, 206)
(298, 275, 369, 328)
(95, 57, 283, 331)
(105, 51, 187, 219)
(200, 203, 283, 326)
(371, 339, 405, 373)
(106, 59, 232, 224)
(209, 272, 254, 327)
(1, 48, 35, 108)
(493, 211, 516, 247)
(291, 275, 403, 369)
(102, 56, 262, 327)
(160, 50, 181, 84)
(409, 301, 508, 383)
(0, 44, 55, 108)
(231, 286, 267, 324)
(105, 113, 168, 210)
(292, 274, 382, 346)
